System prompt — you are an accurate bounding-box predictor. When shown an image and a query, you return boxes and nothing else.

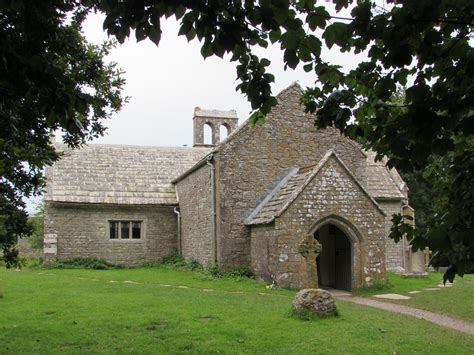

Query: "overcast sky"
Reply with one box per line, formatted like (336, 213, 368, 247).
(78, 3, 364, 148)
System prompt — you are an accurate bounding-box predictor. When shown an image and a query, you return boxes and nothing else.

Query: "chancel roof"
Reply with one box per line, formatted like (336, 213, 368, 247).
(45, 144, 210, 205)
(365, 150, 407, 200)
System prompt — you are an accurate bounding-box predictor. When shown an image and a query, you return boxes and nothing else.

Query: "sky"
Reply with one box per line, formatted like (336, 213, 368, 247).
(78, 4, 365, 148)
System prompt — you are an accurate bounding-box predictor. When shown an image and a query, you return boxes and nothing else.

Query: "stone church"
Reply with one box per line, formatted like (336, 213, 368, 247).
(44, 84, 411, 290)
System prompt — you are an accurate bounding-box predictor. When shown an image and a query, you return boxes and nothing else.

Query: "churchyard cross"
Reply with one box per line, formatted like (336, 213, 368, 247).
(298, 234, 322, 289)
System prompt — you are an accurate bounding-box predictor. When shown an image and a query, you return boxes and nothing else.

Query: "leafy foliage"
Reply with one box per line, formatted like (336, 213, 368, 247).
(27, 201, 44, 250)
(160, 253, 253, 279)
(46, 257, 122, 270)
(91, 0, 473, 280)
(0, 0, 126, 266)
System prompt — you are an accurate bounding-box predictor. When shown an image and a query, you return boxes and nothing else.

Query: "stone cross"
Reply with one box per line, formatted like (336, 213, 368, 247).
(298, 234, 322, 289)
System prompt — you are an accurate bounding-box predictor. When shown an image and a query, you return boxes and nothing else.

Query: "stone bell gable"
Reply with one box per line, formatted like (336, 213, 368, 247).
(246, 150, 386, 289)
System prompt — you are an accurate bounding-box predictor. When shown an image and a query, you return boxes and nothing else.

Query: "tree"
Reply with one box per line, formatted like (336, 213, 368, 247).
(91, 0, 472, 281)
(27, 200, 44, 250)
(0, 1, 126, 266)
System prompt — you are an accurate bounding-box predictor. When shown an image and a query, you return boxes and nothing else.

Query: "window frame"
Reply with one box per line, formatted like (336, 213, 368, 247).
(108, 220, 144, 240)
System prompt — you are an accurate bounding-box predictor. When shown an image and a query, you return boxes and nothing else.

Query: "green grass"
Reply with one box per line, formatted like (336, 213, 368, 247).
(355, 272, 474, 322)
(0, 267, 473, 354)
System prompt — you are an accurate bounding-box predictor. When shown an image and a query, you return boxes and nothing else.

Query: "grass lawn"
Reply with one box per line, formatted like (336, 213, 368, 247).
(355, 272, 474, 322)
(1, 266, 473, 354)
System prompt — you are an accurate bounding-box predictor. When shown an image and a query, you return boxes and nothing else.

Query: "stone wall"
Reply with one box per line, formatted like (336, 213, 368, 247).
(216, 84, 368, 269)
(378, 200, 405, 270)
(16, 237, 42, 259)
(175, 164, 214, 266)
(44, 202, 177, 266)
(250, 223, 277, 283)
(250, 156, 386, 289)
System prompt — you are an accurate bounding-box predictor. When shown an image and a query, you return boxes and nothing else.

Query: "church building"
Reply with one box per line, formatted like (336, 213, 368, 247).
(44, 84, 410, 290)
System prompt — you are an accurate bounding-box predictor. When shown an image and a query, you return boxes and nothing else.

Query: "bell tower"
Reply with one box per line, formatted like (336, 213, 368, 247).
(193, 107, 239, 147)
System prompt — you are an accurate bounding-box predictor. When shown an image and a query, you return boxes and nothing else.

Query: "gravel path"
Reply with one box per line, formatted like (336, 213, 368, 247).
(336, 295, 474, 336)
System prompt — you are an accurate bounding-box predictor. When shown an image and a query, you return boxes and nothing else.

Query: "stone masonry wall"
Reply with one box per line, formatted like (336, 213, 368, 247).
(250, 223, 278, 283)
(251, 156, 386, 289)
(44, 202, 177, 265)
(216, 84, 368, 269)
(175, 164, 214, 266)
(378, 200, 405, 270)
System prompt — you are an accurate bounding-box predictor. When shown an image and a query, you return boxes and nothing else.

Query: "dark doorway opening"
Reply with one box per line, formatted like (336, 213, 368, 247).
(315, 224, 352, 291)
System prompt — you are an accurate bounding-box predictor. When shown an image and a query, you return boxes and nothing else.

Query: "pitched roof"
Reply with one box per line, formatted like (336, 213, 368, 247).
(245, 151, 385, 226)
(45, 144, 210, 205)
(365, 150, 407, 200)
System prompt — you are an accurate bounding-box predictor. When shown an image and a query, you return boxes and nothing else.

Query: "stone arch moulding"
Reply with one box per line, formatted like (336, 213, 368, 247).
(309, 214, 364, 289)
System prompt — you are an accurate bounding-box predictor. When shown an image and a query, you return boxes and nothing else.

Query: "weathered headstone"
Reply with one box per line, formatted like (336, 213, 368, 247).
(402, 206, 427, 276)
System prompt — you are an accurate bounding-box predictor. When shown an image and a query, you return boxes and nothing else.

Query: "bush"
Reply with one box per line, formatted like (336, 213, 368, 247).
(161, 254, 187, 268)
(187, 260, 203, 271)
(46, 257, 121, 270)
(160, 254, 204, 271)
(224, 267, 254, 279)
(206, 263, 221, 277)
(27, 216, 44, 250)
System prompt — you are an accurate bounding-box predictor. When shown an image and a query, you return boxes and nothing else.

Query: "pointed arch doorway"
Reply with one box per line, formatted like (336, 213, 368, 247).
(314, 223, 353, 291)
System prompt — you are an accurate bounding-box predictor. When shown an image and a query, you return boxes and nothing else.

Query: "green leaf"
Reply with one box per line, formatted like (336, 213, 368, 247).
(323, 23, 348, 49)
(269, 29, 281, 44)
(283, 49, 299, 69)
(307, 7, 329, 30)
(281, 30, 300, 51)
(135, 25, 148, 42)
(149, 26, 161, 45)
(305, 35, 321, 57)
(201, 41, 213, 59)
(249, 111, 265, 124)
(260, 58, 271, 67)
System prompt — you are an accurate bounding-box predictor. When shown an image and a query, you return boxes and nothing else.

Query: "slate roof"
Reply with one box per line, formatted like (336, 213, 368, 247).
(245, 151, 386, 226)
(45, 144, 210, 205)
(365, 150, 407, 200)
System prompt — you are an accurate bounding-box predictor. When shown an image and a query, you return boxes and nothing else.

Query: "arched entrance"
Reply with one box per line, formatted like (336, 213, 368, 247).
(314, 223, 352, 291)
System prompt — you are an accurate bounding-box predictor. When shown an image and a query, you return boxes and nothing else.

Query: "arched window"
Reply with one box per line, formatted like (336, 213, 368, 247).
(203, 123, 213, 145)
(219, 124, 229, 141)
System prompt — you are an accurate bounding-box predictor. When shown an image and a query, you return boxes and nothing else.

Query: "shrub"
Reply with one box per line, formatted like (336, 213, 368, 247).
(187, 259, 203, 271)
(46, 257, 121, 270)
(205, 263, 221, 277)
(161, 254, 187, 268)
(224, 267, 254, 279)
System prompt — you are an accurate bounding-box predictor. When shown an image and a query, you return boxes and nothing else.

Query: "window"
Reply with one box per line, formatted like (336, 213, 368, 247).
(109, 221, 142, 239)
